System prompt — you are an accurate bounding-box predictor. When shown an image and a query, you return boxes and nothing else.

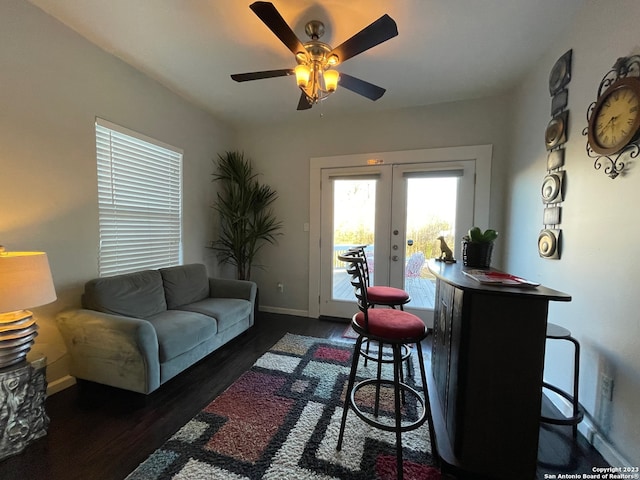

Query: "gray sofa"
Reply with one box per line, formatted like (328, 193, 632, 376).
(56, 264, 256, 394)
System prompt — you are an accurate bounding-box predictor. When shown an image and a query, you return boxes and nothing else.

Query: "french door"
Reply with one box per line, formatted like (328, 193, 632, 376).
(317, 160, 476, 326)
(320, 161, 475, 321)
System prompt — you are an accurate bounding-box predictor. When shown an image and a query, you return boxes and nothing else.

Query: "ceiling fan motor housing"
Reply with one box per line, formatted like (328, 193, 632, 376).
(304, 20, 325, 40)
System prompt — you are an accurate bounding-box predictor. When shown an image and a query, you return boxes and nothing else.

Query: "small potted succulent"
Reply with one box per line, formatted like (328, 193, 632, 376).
(462, 227, 498, 268)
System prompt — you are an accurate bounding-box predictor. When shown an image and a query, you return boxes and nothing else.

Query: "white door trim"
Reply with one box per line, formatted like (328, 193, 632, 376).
(308, 145, 493, 318)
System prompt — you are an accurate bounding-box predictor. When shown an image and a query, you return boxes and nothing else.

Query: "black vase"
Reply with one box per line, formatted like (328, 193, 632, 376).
(462, 240, 493, 268)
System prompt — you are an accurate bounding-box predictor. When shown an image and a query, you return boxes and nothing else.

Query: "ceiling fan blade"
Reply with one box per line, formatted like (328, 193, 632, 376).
(338, 73, 386, 101)
(231, 69, 294, 82)
(250, 2, 307, 57)
(297, 92, 313, 110)
(329, 14, 398, 65)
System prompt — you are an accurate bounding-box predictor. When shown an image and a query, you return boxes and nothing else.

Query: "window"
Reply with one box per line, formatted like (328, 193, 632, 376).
(96, 118, 183, 277)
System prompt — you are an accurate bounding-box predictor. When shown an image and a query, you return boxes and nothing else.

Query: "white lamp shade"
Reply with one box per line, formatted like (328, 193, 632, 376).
(0, 252, 57, 314)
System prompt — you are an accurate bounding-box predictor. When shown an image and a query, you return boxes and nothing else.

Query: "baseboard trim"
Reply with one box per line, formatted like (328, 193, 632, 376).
(47, 375, 76, 396)
(258, 306, 310, 317)
(590, 430, 630, 467)
(545, 391, 631, 467)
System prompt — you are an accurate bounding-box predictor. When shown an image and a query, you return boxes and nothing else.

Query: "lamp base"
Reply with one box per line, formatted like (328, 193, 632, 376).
(0, 310, 39, 369)
(0, 355, 49, 460)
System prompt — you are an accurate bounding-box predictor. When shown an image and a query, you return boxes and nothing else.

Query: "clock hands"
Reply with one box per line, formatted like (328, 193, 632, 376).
(598, 115, 618, 136)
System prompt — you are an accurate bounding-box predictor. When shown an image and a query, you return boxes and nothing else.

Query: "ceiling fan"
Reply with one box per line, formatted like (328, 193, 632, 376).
(231, 1, 398, 110)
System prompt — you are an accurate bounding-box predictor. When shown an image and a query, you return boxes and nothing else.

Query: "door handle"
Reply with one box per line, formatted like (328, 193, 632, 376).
(392, 255, 399, 261)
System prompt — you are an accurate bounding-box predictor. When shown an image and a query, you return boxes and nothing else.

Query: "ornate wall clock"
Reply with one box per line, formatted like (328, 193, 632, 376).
(584, 55, 640, 178)
(587, 77, 640, 155)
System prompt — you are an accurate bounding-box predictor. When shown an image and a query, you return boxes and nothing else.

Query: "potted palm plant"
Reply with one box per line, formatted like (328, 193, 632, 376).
(211, 151, 283, 280)
(462, 227, 498, 268)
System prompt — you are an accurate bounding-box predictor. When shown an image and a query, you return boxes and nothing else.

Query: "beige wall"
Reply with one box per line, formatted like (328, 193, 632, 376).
(235, 97, 513, 314)
(1, 0, 234, 390)
(503, 0, 640, 465)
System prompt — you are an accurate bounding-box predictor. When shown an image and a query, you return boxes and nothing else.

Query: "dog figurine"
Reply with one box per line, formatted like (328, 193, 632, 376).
(437, 236, 456, 263)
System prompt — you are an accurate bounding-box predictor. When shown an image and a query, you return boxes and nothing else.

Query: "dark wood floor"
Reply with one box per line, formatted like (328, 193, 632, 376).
(0, 312, 608, 480)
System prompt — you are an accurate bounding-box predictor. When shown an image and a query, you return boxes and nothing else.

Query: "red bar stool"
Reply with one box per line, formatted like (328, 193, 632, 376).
(336, 253, 435, 480)
(348, 246, 413, 374)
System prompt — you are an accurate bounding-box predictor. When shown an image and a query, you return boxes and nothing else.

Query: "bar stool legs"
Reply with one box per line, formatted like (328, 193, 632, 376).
(541, 323, 584, 438)
(337, 335, 430, 480)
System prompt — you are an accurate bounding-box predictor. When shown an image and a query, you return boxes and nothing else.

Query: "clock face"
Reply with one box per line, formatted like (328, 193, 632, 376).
(589, 77, 640, 155)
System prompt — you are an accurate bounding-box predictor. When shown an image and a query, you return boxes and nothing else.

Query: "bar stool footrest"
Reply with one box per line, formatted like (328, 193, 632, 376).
(541, 382, 584, 426)
(360, 342, 411, 363)
(349, 378, 427, 433)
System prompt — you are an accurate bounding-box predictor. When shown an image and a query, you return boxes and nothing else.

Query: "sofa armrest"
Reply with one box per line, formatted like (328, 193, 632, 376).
(209, 278, 258, 326)
(209, 278, 257, 302)
(56, 309, 161, 394)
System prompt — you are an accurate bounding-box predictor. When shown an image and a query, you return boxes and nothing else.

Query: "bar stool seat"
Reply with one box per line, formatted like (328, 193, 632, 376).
(541, 323, 584, 437)
(367, 285, 410, 307)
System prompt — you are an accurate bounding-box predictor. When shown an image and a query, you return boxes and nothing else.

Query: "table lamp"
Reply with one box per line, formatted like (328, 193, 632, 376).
(0, 247, 57, 369)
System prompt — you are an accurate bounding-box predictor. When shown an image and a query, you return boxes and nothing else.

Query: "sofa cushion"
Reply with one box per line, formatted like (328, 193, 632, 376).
(160, 264, 210, 309)
(178, 298, 252, 333)
(146, 310, 217, 362)
(82, 270, 167, 318)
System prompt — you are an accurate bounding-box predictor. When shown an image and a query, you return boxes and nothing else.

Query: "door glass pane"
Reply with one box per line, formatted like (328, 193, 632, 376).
(404, 176, 458, 309)
(332, 178, 376, 300)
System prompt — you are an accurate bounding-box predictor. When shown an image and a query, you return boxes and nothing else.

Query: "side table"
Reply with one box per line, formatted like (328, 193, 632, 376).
(0, 355, 49, 461)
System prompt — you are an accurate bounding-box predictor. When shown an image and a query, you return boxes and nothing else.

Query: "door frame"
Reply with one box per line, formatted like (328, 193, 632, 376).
(308, 145, 493, 318)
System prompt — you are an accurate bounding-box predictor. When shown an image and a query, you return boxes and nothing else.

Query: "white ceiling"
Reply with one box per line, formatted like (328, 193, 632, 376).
(28, 0, 585, 127)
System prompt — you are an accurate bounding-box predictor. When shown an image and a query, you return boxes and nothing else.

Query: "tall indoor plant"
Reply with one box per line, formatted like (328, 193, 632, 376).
(211, 151, 283, 280)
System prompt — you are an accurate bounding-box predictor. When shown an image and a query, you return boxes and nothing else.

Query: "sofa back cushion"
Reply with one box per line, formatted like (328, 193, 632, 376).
(160, 264, 210, 309)
(82, 269, 167, 318)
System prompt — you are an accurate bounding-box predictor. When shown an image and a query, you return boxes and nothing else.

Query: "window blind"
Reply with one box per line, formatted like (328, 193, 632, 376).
(96, 119, 183, 277)
(402, 169, 464, 179)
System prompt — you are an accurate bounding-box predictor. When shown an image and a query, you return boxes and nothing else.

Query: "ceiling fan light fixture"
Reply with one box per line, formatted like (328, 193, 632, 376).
(323, 69, 339, 92)
(294, 64, 311, 87)
(232, 3, 398, 111)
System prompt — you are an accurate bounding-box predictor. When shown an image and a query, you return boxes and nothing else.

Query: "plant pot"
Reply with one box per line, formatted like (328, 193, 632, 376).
(462, 240, 494, 268)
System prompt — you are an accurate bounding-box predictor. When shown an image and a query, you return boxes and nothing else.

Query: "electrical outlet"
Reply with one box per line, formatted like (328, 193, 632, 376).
(277, 282, 284, 293)
(601, 375, 614, 402)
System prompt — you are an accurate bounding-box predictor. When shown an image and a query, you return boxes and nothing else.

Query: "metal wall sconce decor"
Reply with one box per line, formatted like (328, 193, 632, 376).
(545, 111, 569, 150)
(538, 229, 562, 259)
(541, 171, 565, 204)
(583, 55, 640, 179)
(540, 50, 572, 260)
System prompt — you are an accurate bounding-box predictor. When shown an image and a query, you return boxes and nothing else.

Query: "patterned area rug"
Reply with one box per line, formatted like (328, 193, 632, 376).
(342, 324, 358, 339)
(126, 333, 439, 480)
